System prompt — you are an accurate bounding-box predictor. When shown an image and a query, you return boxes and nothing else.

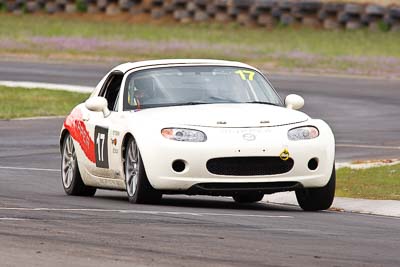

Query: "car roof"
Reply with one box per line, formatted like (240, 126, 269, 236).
(111, 59, 256, 73)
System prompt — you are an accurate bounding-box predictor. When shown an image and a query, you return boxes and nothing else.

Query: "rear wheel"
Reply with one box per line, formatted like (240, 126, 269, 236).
(61, 133, 96, 196)
(233, 193, 264, 203)
(295, 164, 336, 211)
(124, 137, 162, 204)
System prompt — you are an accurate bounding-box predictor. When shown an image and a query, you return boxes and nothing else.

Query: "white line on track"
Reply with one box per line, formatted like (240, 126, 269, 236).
(0, 166, 59, 172)
(336, 144, 400, 150)
(0, 218, 28, 221)
(0, 80, 92, 93)
(0, 207, 293, 219)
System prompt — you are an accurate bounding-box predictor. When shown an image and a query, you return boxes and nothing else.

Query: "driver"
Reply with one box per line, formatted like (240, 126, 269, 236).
(127, 77, 155, 109)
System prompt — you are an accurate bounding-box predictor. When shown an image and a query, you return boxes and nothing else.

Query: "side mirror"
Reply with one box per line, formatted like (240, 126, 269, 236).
(85, 96, 111, 117)
(285, 94, 304, 110)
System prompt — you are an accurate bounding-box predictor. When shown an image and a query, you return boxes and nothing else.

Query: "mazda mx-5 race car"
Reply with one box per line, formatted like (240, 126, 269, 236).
(60, 59, 335, 211)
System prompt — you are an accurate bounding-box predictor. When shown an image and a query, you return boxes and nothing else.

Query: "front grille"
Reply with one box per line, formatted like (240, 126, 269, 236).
(206, 157, 294, 176)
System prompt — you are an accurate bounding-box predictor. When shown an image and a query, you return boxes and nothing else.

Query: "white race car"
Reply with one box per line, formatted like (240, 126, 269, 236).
(60, 59, 335, 211)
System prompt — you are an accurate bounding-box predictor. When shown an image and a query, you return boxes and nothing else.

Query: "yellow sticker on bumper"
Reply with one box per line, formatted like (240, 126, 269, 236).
(280, 148, 290, 161)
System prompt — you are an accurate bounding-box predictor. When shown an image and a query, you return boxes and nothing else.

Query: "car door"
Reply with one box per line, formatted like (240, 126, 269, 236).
(84, 71, 124, 179)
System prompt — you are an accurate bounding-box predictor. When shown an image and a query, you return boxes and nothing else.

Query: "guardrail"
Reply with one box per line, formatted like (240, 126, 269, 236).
(1, 0, 400, 31)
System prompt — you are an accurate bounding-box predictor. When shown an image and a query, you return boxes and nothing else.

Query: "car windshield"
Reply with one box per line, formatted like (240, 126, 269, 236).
(123, 66, 282, 110)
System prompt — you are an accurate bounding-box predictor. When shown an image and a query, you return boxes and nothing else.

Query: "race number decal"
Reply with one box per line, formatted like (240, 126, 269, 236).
(235, 70, 255, 81)
(94, 126, 109, 168)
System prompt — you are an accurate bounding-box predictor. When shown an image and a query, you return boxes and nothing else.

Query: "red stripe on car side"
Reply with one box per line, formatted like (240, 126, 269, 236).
(64, 108, 96, 163)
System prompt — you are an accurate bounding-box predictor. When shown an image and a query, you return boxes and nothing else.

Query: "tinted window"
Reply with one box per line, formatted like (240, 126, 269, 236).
(99, 72, 123, 111)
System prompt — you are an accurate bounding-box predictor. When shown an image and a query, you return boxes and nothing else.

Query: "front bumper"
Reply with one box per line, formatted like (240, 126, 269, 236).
(137, 120, 335, 192)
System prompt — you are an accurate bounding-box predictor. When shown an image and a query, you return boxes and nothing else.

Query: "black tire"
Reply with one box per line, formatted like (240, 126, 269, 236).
(295, 164, 336, 211)
(233, 193, 264, 203)
(124, 137, 162, 204)
(61, 133, 96, 196)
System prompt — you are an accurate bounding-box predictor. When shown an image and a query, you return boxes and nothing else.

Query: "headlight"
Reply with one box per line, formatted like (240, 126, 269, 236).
(288, 126, 319, 141)
(161, 128, 207, 142)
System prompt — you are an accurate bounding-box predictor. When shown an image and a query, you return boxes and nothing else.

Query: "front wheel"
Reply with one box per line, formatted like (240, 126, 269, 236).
(295, 164, 336, 211)
(61, 133, 96, 196)
(125, 137, 162, 204)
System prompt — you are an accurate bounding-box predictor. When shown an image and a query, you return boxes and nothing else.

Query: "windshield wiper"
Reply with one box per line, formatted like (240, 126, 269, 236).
(157, 100, 279, 107)
(244, 101, 279, 106)
(171, 99, 237, 106)
(171, 101, 211, 106)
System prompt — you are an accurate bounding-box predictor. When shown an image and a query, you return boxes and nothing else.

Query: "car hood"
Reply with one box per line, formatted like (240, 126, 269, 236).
(136, 104, 309, 128)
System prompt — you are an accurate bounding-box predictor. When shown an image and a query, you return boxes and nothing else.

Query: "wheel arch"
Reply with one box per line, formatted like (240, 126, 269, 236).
(121, 132, 158, 189)
(59, 129, 70, 154)
(121, 132, 134, 174)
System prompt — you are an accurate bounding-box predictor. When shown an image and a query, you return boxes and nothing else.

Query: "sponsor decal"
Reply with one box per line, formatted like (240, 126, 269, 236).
(280, 148, 290, 161)
(111, 137, 118, 154)
(64, 108, 96, 163)
(242, 133, 256, 141)
(220, 128, 271, 134)
(111, 131, 119, 153)
(111, 138, 117, 146)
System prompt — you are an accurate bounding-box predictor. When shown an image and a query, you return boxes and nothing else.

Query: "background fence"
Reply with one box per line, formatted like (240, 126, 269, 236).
(1, 0, 400, 31)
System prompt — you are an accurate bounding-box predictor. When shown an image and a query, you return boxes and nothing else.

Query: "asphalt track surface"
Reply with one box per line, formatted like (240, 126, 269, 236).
(1, 60, 400, 266)
(1, 118, 400, 266)
(1, 60, 399, 161)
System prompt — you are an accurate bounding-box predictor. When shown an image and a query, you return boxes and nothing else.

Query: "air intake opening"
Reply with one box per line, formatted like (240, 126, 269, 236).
(206, 157, 294, 176)
(172, 160, 186, 173)
(308, 158, 319, 171)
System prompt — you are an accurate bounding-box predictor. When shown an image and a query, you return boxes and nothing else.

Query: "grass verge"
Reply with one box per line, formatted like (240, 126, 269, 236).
(0, 86, 89, 119)
(336, 164, 400, 200)
(0, 14, 399, 77)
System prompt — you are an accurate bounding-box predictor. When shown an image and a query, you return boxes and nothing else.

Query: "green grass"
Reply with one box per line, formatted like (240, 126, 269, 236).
(1, 15, 399, 58)
(336, 164, 400, 200)
(0, 86, 89, 119)
(0, 14, 399, 76)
